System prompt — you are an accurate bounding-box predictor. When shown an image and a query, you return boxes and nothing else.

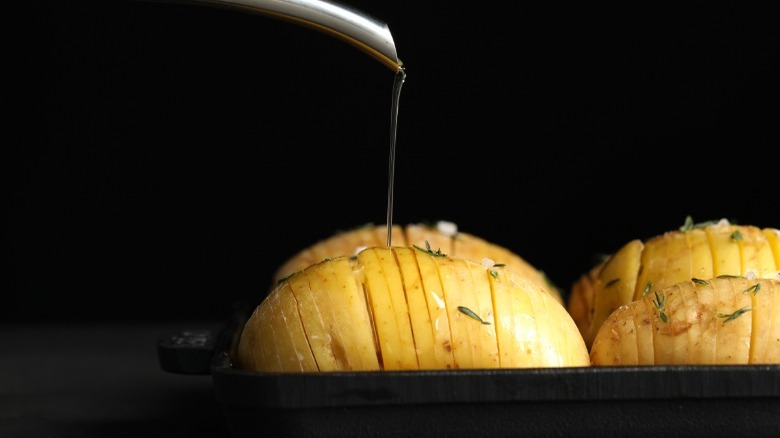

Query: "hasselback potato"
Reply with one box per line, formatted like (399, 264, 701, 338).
(237, 245, 589, 372)
(590, 276, 780, 365)
(568, 218, 780, 349)
(272, 221, 563, 304)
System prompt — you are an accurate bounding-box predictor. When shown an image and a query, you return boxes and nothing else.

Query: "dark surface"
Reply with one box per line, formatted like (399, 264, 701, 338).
(0, 322, 231, 437)
(10, 1, 780, 323)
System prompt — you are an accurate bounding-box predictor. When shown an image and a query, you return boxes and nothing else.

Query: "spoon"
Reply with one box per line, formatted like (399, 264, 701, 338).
(140, 0, 402, 71)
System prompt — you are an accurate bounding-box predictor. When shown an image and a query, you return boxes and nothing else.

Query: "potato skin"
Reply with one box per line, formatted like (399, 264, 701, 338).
(590, 277, 779, 365)
(571, 221, 780, 351)
(239, 247, 589, 372)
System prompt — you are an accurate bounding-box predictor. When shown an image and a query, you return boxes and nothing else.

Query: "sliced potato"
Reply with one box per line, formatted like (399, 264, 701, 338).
(585, 239, 643, 347)
(392, 247, 437, 369)
(414, 248, 457, 369)
(239, 246, 589, 372)
(571, 218, 778, 349)
(271, 220, 563, 304)
(590, 277, 779, 365)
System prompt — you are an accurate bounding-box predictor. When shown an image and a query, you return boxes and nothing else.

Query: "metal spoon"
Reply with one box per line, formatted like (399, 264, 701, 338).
(140, 0, 402, 71)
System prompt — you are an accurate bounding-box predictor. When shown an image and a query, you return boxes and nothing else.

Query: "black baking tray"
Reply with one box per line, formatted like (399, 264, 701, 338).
(158, 304, 780, 437)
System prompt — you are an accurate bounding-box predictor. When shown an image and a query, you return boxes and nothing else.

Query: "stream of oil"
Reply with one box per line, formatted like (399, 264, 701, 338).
(385, 67, 406, 247)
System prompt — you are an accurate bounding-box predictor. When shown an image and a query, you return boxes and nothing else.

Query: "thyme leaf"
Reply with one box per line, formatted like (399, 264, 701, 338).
(652, 291, 667, 323)
(679, 216, 719, 232)
(743, 283, 761, 296)
(679, 215, 695, 232)
(489, 269, 499, 280)
(731, 230, 744, 241)
(642, 281, 653, 297)
(717, 306, 751, 324)
(717, 274, 743, 279)
(458, 306, 490, 325)
(412, 240, 446, 257)
(692, 278, 709, 285)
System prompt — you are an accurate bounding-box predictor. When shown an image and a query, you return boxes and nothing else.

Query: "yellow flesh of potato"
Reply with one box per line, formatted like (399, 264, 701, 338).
(590, 277, 779, 365)
(572, 221, 779, 349)
(271, 222, 563, 305)
(239, 247, 589, 372)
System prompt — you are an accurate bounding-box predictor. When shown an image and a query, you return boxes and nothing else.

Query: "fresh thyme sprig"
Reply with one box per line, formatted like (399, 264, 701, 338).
(743, 283, 761, 296)
(642, 281, 653, 297)
(412, 240, 446, 257)
(652, 291, 667, 323)
(488, 263, 505, 280)
(717, 306, 751, 324)
(678, 216, 719, 232)
(458, 306, 490, 325)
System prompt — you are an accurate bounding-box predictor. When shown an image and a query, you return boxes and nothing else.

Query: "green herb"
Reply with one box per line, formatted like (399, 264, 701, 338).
(679, 215, 695, 232)
(731, 230, 744, 241)
(642, 281, 653, 297)
(413, 240, 446, 257)
(652, 291, 667, 323)
(489, 269, 499, 280)
(494, 263, 506, 268)
(458, 306, 490, 325)
(606, 278, 620, 288)
(679, 216, 719, 232)
(743, 283, 761, 296)
(692, 278, 709, 285)
(717, 306, 751, 324)
(717, 274, 743, 279)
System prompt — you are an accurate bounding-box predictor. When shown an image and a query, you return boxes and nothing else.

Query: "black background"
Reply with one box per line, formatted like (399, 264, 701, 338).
(9, 1, 778, 323)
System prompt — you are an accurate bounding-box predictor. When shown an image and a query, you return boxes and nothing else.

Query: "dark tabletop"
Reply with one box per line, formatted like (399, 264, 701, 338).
(0, 321, 231, 437)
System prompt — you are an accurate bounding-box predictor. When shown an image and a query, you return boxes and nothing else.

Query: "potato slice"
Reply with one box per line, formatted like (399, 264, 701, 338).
(523, 273, 581, 367)
(649, 283, 689, 365)
(314, 258, 380, 371)
(465, 260, 500, 369)
(357, 248, 417, 370)
(589, 304, 637, 365)
(713, 278, 752, 364)
(633, 232, 668, 301)
(243, 290, 283, 372)
(706, 221, 742, 277)
(685, 279, 717, 364)
(764, 228, 780, 271)
(491, 266, 590, 368)
(414, 248, 456, 369)
(372, 247, 419, 370)
(687, 228, 714, 282)
(739, 226, 777, 279)
(585, 239, 643, 347)
(392, 246, 437, 369)
(567, 273, 593, 339)
(276, 283, 318, 372)
(749, 277, 778, 363)
(632, 295, 655, 365)
(286, 271, 339, 371)
(436, 256, 479, 369)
